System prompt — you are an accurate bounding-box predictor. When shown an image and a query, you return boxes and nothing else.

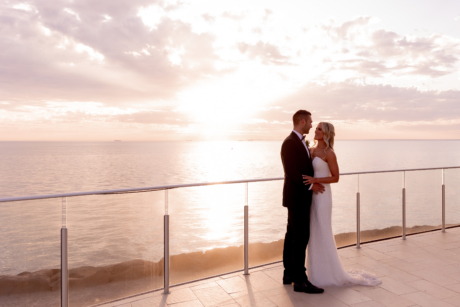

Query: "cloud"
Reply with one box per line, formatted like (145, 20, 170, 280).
(0, 101, 193, 134)
(0, 0, 222, 109)
(317, 18, 460, 78)
(252, 27, 262, 34)
(221, 11, 245, 21)
(201, 13, 215, 23)
(321, 16, 373, 41)
(233, 80, 460, 140)
(237, 41, 292, 65)
(258, 81, 460, 123)
(113, 109, 191, 126)
(262, 9, 272, 22)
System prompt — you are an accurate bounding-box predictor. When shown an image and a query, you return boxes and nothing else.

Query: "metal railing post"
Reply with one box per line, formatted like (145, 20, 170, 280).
(356, 192, 360, 249)
(61, 197, 68, 307)
(357, 175, 360, 249)
(244, 183, 249, 275)
(442, 169, 446, 233)
(163, 190, 170, 294)
(402, 171, 406, 240)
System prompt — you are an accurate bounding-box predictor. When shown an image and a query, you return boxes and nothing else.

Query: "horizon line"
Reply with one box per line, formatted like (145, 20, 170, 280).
(1, 139, 460, 142)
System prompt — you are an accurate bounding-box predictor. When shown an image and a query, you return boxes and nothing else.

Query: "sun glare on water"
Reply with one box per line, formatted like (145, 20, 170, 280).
(168, 141, 246, 248)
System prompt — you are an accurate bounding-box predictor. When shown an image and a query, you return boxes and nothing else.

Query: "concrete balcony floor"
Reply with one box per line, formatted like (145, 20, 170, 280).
(97, 228, 460, 307)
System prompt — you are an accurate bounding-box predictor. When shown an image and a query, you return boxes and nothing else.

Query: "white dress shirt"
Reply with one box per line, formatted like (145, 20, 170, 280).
(292, 130, 310, 158)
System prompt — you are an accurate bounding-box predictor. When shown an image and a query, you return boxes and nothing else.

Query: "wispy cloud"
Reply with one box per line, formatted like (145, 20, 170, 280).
(237, 41, 292, 65)
(221, 11, 245, 21)
(201, 13, 215, 23)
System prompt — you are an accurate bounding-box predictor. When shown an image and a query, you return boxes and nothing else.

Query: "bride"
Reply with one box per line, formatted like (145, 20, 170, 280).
(302, 122, 381, 287)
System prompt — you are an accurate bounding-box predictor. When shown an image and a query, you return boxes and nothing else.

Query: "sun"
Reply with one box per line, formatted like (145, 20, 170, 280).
(177, 64, 292, 134)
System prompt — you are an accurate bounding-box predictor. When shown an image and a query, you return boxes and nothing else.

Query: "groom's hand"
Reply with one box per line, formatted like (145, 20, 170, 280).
(311, 183, 325, 194)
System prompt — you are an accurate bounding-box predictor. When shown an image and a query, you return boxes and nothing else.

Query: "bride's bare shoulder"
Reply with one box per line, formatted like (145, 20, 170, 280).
(325, 148, 337, 160)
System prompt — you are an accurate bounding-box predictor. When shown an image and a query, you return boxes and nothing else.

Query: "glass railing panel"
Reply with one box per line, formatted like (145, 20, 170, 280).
(406, 169, 443, 235)
(169, 184, 244, 284)
(247, 180, 284, 268)
(445, 168, 460, 228)
(332, 174, 358, 248)
(0, 198, 61, 307)
(66, 192, 163, 306)
(359, 172, 403, 243)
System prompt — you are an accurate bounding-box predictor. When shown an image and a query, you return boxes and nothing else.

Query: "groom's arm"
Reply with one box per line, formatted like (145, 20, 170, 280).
(281, 139, 305, 185)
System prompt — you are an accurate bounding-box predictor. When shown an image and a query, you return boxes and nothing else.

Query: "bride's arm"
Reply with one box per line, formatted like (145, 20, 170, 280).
(302, 150, 340, 184)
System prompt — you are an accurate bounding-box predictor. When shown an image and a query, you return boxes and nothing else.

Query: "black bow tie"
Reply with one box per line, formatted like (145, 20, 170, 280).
(301, 135, 306, 141)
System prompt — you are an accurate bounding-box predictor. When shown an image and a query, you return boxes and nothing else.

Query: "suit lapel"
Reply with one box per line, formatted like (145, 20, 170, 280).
(290, 132, 309, 160)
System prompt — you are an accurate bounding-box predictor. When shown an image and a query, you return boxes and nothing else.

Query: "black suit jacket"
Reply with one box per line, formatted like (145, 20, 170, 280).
(281, 131, 314, 208)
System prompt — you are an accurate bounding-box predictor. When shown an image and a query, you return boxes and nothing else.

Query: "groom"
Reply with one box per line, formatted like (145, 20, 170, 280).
(281, 110, 324, 294)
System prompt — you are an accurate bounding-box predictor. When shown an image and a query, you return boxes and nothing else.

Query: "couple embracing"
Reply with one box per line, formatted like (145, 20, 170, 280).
(281, 110, 381, 294)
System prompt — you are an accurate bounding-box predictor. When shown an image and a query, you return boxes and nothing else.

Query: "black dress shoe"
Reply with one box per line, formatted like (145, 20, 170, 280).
(282, 276, 292, 284)
(306, 280, 324, 293)
(293, 282, 324, 294)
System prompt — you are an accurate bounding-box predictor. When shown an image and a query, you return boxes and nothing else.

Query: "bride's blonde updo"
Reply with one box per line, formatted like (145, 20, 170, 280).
(314, 122, 335, 154)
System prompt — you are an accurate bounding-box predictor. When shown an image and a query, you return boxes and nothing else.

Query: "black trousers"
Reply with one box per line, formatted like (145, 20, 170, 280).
(282, 205, 311, 283)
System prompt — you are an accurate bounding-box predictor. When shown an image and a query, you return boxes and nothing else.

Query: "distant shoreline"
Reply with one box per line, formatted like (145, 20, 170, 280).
(1, 139, 460, 142)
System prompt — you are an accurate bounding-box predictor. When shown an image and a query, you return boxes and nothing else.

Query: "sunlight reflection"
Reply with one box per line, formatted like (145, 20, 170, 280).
(169, 143, 247, 251)
(185, 142, 244, 246)
(198, 185, 241, 245)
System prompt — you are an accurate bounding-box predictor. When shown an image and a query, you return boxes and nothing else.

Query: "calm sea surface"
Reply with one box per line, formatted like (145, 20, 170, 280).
(1, 140, 460, 275)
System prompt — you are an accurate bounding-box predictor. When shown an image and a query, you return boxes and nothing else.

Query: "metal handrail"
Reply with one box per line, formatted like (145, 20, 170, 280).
(1, 166, 459, 203)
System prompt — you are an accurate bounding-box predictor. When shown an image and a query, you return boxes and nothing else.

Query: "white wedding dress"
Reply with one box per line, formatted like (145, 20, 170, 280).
(307, 157, 381, 287)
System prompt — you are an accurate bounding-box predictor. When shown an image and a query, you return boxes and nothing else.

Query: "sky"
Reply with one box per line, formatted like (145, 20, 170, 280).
(1, 0, 460, 141)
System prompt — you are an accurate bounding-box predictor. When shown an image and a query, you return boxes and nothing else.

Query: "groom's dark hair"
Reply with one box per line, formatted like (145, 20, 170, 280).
(293, 110, 311, 125)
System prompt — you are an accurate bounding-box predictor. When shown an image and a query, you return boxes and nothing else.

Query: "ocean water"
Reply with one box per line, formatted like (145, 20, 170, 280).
(1, 140, 460, 276)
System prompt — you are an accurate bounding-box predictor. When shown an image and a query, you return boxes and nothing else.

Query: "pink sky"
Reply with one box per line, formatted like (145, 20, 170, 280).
(1, 0, 460, 141)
